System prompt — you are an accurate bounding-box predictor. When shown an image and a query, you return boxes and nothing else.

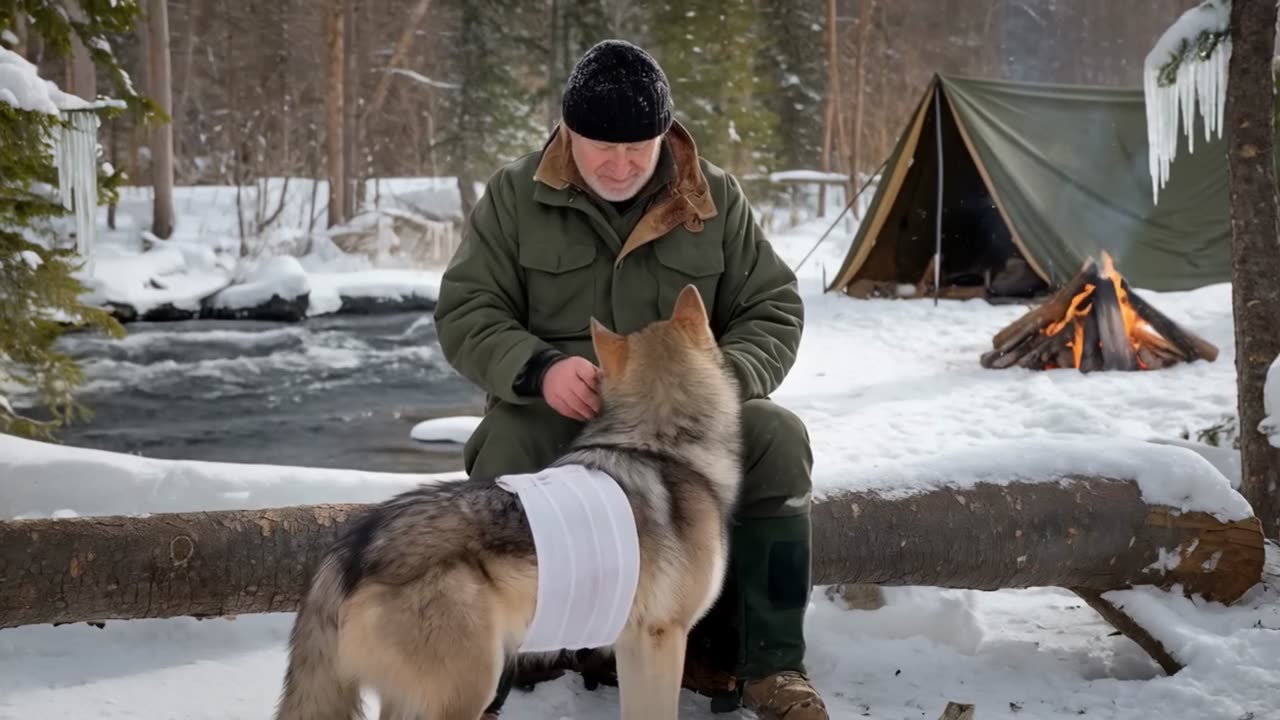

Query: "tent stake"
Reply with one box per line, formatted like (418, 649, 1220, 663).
(933, 83, 944, 307)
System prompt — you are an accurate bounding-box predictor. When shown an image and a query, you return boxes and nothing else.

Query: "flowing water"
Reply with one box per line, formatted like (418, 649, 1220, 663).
(44, 312, 486, 474)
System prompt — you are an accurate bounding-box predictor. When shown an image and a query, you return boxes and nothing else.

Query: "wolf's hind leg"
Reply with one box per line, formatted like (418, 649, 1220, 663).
(614, 624, 688, 720)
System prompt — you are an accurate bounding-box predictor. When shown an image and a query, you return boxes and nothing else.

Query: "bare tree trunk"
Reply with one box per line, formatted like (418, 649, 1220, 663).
(1226, 0, 1280, 541)
(849, 0, 874, 196)
(365, 0, 434, 122)
(13, 11, 28, 57)
(148, 0, 176, 239)
(0, 475, 1264, 630)
(173, 0, 202, 174)
(63, 1, 96, 102)
(342, 0, 359, 219)
(326, 0, 346, 228)
(819, 0, 838, 216)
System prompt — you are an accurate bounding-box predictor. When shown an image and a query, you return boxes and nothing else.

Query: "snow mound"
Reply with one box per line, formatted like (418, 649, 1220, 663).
(306, 269, 442, 315)
(82, 243, 233, 315)
(410, 416, 481, 444)
(208, 255, 310, 310)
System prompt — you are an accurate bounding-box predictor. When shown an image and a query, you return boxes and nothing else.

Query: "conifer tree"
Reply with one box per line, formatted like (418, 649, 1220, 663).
(645, 0, 780, 176)
(755, 0, 825, 172)
(1, 2, 157, 439)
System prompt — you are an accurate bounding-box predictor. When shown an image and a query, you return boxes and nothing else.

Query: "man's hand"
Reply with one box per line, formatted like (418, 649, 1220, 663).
(541, 356, 601, 421)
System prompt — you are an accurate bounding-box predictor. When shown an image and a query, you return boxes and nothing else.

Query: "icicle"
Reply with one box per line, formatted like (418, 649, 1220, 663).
(56, 110, 100, 277)
(1143, 0, 1232, 205)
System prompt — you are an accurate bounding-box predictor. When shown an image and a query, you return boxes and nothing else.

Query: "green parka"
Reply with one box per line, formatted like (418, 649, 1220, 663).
(433, 120, 804, 406)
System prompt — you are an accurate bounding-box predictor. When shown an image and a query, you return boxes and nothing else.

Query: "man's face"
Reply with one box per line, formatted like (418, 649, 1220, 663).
(569, 129, 663, 202)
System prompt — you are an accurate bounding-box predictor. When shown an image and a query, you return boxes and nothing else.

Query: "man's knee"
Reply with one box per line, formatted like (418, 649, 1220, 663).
(738, 399, 813, 518)
(463, 400, 583, 481)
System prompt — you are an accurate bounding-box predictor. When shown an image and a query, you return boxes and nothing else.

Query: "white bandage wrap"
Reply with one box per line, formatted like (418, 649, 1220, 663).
(495, 464, 640, 652)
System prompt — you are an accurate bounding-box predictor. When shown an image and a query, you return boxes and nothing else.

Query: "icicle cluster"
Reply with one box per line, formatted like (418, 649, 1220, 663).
(1143, 0, 1231, 205)
(53, 110, 100, 276)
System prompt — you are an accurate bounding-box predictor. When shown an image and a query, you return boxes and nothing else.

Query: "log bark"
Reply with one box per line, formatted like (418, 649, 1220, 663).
(981, 333, 1035, 369)
(1122, 280, 1219, 363)
(1071, 588, 1183, 675)
(0, 476, 1264, 630)
(1093, 279, 1140, 371)
(1079, 308, 1103, 372)
(1016, 327, 1071, 369)
(991, 259, 1097, 352)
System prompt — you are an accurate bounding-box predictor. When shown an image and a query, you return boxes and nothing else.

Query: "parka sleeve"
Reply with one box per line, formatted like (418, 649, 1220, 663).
(713, 174, 805, 400)
(433, 169, 556, 405)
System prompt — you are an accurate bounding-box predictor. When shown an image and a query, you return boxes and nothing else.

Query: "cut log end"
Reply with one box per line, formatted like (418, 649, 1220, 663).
(938, 702, 977, 720)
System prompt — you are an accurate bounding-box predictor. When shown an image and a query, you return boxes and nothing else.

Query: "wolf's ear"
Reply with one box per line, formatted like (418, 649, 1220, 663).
(590, 317, 629, 376)
(670, 284, 710, 337)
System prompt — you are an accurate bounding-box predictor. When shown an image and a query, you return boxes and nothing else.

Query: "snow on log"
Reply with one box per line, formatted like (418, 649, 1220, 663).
(0, 475, 1265, 630)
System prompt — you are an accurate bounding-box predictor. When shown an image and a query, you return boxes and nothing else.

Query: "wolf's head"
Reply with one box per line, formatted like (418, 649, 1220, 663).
(586, 284, 740, 443)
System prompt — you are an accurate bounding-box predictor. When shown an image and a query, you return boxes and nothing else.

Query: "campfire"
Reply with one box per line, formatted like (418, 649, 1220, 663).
(980, 253, 1218, 372)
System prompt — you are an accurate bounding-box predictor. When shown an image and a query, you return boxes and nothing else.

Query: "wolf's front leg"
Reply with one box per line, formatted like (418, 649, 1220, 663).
(614, 624, 688, 720)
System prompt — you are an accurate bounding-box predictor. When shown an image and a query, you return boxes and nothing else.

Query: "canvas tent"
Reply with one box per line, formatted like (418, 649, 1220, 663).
(827, 74, 1232, 299)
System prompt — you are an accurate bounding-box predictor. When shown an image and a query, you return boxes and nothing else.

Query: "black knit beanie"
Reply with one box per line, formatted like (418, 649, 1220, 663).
(561, 39, 673, 143)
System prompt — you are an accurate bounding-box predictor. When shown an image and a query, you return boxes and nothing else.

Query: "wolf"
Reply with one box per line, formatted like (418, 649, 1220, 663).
(274, 283, 743, 720)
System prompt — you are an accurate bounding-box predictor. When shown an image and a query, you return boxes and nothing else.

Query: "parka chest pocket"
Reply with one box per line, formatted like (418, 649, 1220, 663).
(653, 236, 724, 320)
(519, 241, 597, 339)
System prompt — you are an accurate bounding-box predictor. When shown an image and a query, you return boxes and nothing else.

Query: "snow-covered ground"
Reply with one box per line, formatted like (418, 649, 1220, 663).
(74, 180, 462, 320)
(3, 194, 1277, 719)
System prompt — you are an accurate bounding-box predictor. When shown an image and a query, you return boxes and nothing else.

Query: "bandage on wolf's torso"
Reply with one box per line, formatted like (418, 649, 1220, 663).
(496, 464, 640, 652)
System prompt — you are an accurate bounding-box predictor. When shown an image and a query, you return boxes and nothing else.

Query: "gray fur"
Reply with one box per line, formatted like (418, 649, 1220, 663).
(274, 287, 743, 720)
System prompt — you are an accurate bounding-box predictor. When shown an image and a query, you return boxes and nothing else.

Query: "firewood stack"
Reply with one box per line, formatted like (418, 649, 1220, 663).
(980, 253, 1219, 372)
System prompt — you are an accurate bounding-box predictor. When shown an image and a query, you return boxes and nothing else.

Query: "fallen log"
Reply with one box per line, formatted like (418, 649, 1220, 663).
(0, 475, 1264, 631)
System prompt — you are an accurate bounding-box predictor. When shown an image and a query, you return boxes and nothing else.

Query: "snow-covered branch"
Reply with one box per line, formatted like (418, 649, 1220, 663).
(1143, 0, 1232, 203)
(382, 68, 461, 91)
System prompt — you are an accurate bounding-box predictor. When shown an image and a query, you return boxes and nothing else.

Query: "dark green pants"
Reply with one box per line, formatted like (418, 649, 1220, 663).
(466, 397, 815, 712)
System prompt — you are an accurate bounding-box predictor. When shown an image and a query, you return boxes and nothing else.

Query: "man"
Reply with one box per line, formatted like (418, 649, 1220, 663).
(432, 39, 827, 720)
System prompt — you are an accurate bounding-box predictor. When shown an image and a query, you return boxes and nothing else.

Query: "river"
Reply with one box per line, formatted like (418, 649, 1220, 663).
(46, 311, 486, 475)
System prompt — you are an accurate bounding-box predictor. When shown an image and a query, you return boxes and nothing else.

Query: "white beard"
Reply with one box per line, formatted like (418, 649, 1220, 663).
(582, 162, 659, 202)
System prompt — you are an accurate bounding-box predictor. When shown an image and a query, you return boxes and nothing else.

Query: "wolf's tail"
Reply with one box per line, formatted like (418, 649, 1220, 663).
(274, 554, 363, 720)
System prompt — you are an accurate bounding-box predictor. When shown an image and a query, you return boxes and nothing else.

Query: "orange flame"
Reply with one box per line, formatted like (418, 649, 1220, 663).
(1036, 251, 1167, 371)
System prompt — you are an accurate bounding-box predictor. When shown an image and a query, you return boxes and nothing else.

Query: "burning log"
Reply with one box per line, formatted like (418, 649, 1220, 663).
(981, 252, 1218, 372)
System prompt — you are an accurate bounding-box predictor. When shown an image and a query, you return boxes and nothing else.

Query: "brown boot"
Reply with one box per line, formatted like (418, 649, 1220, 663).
(740, 670, 829, 720)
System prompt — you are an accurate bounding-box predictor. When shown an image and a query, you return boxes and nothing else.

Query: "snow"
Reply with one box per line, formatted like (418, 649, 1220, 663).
(2, 190, 1274, 719)
(410, 415, 482, 444)
(0, 46, 91, 114)
(207, 255, 310, 310)
(0, 432, 459, 520)
(1143, 0, 1231, 204)
(307, 269, 443, 316)
(1262, 354, 1280, 448)
(840, 436, 1251, 522)
(80, 242, 234, 315)
(60, 181, 453, 317)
